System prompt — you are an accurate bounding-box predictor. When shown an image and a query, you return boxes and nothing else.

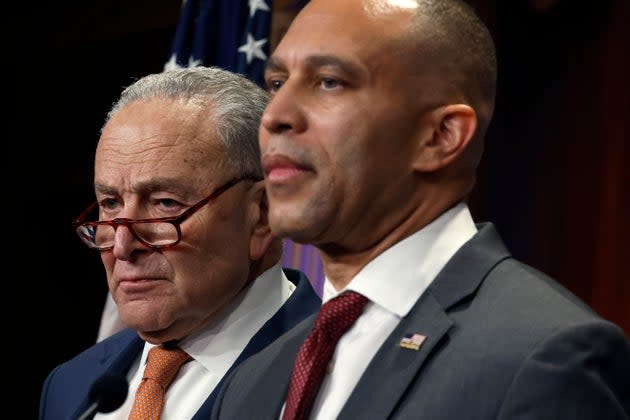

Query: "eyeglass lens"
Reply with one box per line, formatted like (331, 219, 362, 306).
(77, 222, 179, 249)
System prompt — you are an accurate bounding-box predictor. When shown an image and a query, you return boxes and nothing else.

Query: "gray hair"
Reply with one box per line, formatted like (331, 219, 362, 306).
(105, 66, 269, 178)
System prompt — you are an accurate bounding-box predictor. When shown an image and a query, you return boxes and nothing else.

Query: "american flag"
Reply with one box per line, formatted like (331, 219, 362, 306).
(399, 333, 426, 351)
(164, 0, 271, 87)
(164, 0, 324, 294)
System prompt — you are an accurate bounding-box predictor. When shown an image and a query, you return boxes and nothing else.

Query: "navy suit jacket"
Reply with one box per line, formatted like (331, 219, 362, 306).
(211, 224, 630, 419)
(39, 268, 321, 420)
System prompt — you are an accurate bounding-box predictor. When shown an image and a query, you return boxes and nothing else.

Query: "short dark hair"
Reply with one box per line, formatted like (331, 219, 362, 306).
(409, 0, 497, 136)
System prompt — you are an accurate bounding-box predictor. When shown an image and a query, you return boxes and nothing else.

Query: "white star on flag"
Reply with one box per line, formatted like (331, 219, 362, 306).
(238, 33, 268, 64)
(187, 56, 203, 68)
(164, 53, 182, 71)
(249, 0, 270, 17)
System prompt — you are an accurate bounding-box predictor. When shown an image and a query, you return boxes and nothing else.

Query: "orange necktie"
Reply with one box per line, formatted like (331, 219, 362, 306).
(128, 345, 192, 420)
(282, 291, 369, 420)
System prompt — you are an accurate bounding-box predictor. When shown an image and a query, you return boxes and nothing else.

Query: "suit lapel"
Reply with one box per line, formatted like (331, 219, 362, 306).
(259, 318, 316, 417)
(428, 223, 511, 309)
(212, 316, 316, 420)
(100, 330, 144, 373)
(71, 330, 143, 419)
(194, 268, 321, 419)
(340, 223, 511, 419)
(339, 292, 452, 419)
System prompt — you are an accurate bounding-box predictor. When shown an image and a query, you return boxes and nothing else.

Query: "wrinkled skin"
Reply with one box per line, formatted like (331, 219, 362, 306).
(96, 98, 270, 343)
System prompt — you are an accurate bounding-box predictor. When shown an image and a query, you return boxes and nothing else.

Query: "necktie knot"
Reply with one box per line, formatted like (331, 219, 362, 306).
(315, 292, 369, 341)
(143, 346, 192, 389)
(128, 345, 192, 420)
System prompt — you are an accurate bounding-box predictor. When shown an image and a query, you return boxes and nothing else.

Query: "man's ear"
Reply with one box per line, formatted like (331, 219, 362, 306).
(248, 180, 275, 261)
(413, 104, 477, 172)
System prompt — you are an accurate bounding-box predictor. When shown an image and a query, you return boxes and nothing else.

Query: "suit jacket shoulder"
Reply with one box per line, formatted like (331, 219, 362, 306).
(39, 329, 143, 420)
(212, 223, 630, 420)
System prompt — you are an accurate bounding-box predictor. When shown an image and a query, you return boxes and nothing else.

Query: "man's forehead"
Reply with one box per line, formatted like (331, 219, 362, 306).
(296, 0, 418, 21)
(278, 0, 416, 54)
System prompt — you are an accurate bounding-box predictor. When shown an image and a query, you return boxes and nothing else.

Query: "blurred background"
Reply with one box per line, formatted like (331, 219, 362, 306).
(15, 0, 628, 416)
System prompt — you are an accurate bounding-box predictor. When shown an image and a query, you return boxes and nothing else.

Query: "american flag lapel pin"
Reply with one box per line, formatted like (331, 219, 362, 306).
(399, 333, 426, 351)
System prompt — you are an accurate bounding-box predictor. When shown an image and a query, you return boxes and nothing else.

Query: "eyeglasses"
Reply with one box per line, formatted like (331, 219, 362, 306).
(72, 176, 261, 251)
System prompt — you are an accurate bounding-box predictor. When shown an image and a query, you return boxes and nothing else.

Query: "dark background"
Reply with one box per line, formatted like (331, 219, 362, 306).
(15, 0, 628, 417)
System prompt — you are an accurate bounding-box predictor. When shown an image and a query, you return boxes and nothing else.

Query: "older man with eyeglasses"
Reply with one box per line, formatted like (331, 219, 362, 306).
(39, 66, 320, 420)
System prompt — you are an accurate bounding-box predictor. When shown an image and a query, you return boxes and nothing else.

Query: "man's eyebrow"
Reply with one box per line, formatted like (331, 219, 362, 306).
(265, 54, 363, 80)
(94, 178, 190, 196)
(305, 55, 362, 79)
(265, 56, 285, 73)
(94, 182, 116, 196)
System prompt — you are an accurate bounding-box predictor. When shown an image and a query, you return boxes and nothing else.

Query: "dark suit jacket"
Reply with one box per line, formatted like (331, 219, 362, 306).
(39, 268, 321, 420)
(211, 224, 630, 419)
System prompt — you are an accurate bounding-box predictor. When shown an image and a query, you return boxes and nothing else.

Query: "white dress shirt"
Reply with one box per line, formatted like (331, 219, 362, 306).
(97, 263, 295, 420)
(298, 202, 477, 420)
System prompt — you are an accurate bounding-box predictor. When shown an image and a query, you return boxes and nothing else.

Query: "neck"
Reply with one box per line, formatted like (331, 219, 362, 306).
(319, 193, 464, 290)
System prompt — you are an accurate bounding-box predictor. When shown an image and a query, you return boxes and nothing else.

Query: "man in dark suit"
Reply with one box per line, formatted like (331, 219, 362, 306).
(39, 66, 320, 419)
(210, 0, 630, 419)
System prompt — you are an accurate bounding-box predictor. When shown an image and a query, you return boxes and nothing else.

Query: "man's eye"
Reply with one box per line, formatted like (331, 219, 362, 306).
(156, 198, 180, 209)
(100, 198, 119, 211)
(267, 79, 284, 92)
(320, 78, 342, 89)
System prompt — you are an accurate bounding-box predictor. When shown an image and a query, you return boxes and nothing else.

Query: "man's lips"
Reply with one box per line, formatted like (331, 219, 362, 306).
(117, 277, 164, 293)
(262, 154, 312, 182)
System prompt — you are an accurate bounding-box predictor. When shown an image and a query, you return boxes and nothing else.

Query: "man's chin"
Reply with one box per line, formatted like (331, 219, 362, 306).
(270, 219, 310, 244)
(134, 321, 180, 344)
(119, 304, 168, 332)
(269, 206, 310, 237)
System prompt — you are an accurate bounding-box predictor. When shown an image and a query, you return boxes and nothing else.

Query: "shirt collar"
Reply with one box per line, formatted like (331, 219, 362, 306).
(140, 263, 294, 373)
(323, 202, 477, 318)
